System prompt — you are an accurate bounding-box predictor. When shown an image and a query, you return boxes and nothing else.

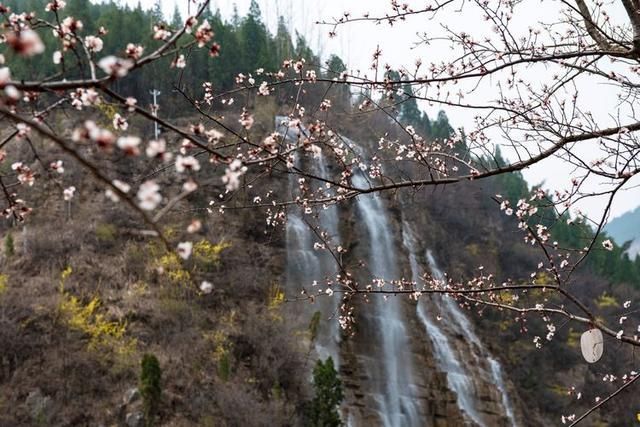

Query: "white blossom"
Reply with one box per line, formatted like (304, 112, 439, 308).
(45, 0, 66, 11)
(175, 155, 201, 173)
(222, 159, 247, 191)
(187, 219, 202, 233)
(112, 113, 128, 131)
(125, 43, 144, 60)
(200, 280, 213, 294)
(258, 81, 269, 96)
(0, 67, 11, 85)
(146, 139, 172, 162)
(7, 30, 45, 57)
(177, 241, 193, 259)
(137, 180, 162, 210)
(63, 186, 76, 201)
(98, 56, 134, 77)
(105, 179, 130, 202)
(117, 136, 141, 155)
(84, 35, 104, 53)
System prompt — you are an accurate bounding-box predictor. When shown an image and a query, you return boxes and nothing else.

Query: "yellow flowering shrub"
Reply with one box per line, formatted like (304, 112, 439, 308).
(0, 274, 7, 296)
(57, 267, 136, 357)
(192, 239, 231, 271)
(596, 293, 619, 308)
(267, 283, 285, 322)
(204, 311, 236, 381)
(156, 252, 191, 284)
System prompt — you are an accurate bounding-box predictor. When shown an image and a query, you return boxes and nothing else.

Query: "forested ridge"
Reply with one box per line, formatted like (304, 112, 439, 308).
(4, 0, 333, 117)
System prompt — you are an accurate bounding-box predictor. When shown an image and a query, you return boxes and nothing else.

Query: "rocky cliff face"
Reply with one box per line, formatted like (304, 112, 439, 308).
(281, 124, 524, 426)
(335, 200, 521, 427)
(339, 296, 470, 427)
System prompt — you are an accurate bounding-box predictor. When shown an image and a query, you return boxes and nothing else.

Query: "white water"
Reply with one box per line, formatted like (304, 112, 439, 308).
(285, 213, 322, 295)
(425, 250, 518, 427)
(314, 155, 342, 364)
(352, 173, 421, 427)
(489, 357, 516, 424)
(280, 116, 341, 364)
(281, 119, 517, 426)
(402, 227, 485, 426)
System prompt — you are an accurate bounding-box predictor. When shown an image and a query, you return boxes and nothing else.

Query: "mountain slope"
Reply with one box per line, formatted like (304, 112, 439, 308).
(606, 207, 640, 256)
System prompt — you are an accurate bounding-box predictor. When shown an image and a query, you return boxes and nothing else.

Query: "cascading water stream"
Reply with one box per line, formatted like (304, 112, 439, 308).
(280, 116, 341, 364)
(313, 154, 342, 363)
(489, 357, 516, 424)
(351, 172, 421, 427)
(402, 226, 485, 426)
(425, 250, 518, 427)
(281, 121, 517, 425)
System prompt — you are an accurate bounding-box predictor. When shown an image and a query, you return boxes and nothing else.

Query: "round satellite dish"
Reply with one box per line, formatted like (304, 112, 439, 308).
(580, 328, 604, 363)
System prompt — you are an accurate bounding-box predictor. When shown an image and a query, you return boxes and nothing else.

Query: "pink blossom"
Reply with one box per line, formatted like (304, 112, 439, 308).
(146, 139, 172, 162)
(0, 67, 11, 85)
(125, 43, 144, 60)
(12, 162, 35, 186)
(172, 54, 186, 69)
(117, 136, 141, 156)
(63, 186, 76, 201)
(98, 56, 134, 77)
(205, 129, 223, 144)
(194, 20, 213, 47)
(50, 160, 64, 174)
(185, 16, 198, 33)
(209, 43, 221, 57)
(262, 133, 280, 154)
(187, 219, 202, 233)
(175, 155, 201, 173)
(258, 81, 269, 96)
(238, 110, 254, 129)
(153, 25, 171, 41)
(6, 30, 45, 57)
(137, 180, 162, 210)
(105, 179, 130, 202)
(16, 123, 30, 138)
(183, 180, 198, 193)
(60, 16, 83, 35)
(112, 113, 128, 131)
(84, 35, 103, 53)
(45, 0, 66, 11)
(125, 97, 137, 112)
(222, 159, 247, 191)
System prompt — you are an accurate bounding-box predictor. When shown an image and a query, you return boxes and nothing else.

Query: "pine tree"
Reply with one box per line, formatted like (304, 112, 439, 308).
(275, 16, 295, 62)
(239, 1, 274, 71)
(399, 83, 422, 126)
(4, 233, 14, 257)
(140, 354, 162, 427)
(306, 357, 343, 427)
(431, 110, 454, 140)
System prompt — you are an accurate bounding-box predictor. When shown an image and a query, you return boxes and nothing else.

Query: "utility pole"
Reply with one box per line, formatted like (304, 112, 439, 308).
(149, 89, 161, 139)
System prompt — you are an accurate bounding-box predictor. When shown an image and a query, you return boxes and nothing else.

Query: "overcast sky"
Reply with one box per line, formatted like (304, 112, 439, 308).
(114, 0, 640, 221)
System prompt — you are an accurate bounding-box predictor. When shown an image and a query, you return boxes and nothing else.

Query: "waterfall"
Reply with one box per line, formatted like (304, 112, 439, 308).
(402, 226, 485, 426)
(280, 118, 518, 426)
(425, 250, 518, 427)
(351, 172, 421, 427)
(313, 154, 342, 364)
(280, 116, 341, 364)
(489, 357, 516, 424)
